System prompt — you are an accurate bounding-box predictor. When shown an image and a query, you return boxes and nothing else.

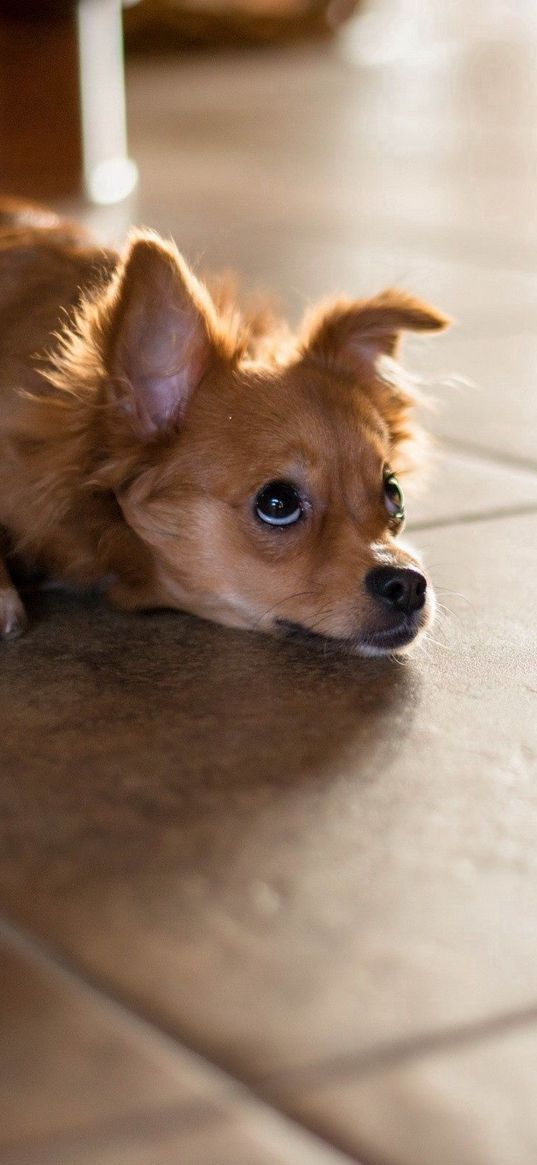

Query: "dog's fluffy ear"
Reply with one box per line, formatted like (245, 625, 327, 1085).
(106, 231, 225, 439)
(300, 289, 449, 374)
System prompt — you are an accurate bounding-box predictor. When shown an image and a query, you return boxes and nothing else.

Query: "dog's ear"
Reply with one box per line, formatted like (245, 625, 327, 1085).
(300, 289, 449, 374)
(105, 231, 226, 439)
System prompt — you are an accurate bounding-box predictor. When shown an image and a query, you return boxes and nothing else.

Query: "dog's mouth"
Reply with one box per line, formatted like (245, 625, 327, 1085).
(276, 614, 425, 656)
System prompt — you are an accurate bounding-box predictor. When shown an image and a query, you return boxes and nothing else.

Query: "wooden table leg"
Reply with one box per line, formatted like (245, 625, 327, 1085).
(0, 0, 137, 204)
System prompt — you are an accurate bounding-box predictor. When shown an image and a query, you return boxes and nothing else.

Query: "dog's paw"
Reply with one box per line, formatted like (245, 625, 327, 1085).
(0, 586, 28, 639)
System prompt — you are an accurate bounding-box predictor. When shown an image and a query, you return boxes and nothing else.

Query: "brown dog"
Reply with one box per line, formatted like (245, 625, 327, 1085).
(0, 198, 448, 654)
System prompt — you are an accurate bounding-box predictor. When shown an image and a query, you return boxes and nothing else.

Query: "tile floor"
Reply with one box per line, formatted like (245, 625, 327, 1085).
(1, 2, 536, 1162)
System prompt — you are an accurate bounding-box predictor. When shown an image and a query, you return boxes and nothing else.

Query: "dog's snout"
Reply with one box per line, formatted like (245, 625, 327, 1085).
(366, 566, 427, 615)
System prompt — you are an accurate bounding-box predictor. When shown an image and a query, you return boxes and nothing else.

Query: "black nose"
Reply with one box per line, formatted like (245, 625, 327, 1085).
(366, 566, 427, 615)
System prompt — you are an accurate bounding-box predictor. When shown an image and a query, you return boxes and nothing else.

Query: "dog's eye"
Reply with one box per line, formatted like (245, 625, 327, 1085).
(384, 472, 405, 520)
(255, 481, 303, 527)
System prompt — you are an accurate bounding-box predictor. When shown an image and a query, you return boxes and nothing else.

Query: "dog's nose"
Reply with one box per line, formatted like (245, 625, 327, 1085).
(366, 566, 427, 615)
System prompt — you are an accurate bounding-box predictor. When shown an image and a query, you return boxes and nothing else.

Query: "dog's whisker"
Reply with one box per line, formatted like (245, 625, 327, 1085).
(414, 638, 434, 663)
(433, 604, 459, 628)
(301, 604, 343, 639)
(435, 586, 473, 604)
(430, 604, 452, 626)
(302, 605, 336, 631)
(423, 631, 453, 652)
(388, 650, 408, 667)
(256, 590, 320, 627)
(432, 611, 450, 629)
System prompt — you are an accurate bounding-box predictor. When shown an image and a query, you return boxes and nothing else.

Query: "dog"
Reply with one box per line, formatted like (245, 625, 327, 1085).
(0, 198, 449, 655)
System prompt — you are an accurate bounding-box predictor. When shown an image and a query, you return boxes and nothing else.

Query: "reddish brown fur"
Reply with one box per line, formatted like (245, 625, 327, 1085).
(0, 199, 449, 651)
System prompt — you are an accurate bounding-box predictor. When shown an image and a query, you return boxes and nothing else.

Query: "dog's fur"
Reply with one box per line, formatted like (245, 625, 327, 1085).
(0, 198, 449, 653)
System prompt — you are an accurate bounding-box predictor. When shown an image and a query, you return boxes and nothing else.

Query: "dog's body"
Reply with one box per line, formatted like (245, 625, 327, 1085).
(0, 199, 448, 654)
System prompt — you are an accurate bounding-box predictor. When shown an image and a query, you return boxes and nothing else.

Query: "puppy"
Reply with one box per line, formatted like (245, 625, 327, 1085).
(0, 199, 448, 654)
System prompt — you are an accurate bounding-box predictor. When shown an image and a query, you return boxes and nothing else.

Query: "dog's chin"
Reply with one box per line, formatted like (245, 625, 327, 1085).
(351, 618, 427, 657)
(275, 612, 429, 657)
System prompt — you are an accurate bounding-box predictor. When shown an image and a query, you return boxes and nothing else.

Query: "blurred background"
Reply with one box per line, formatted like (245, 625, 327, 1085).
(3, 0, 535, 465)
(3, 0, 536, 464)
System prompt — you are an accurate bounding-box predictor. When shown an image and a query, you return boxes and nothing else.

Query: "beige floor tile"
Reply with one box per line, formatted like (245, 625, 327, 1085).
(0, 929, 355, 1164)
(6, 1090, 356, 1165)
(0, 927, 227, 1152)
(8, 1106, 355, 1165)
(417, 332, 537, 468)
(285, 1021, 537, 1165)
(406, 446, 537, 530)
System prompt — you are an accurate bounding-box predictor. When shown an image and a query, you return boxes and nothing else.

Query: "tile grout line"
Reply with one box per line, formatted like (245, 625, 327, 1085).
(0, 913, 370, 1165)
(408, 500, 537, 534)
(257, 1002, 537, 1094)
(1, 1099, 226, 1165)
(439, 434, 537, 476)
(4, 911, 537, 1165)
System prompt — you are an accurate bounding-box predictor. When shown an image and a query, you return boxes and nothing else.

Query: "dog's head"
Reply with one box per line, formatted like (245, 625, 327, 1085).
(88, 231, 449, 655)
